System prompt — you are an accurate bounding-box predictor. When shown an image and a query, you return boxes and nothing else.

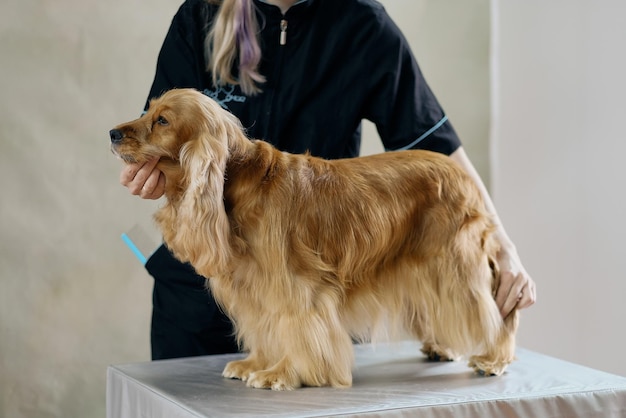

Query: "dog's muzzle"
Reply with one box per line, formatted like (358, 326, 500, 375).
(109, 129, 124, 144)
(109, 129, 135, 162)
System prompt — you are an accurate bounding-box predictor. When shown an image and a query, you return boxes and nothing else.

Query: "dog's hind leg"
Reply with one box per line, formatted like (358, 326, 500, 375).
(409, 240, 514, 374)
(468, 308, 519, 376)
(406, 308, 461, 362)
(420, 341, 461, 362)
(467, 253, 519, 376)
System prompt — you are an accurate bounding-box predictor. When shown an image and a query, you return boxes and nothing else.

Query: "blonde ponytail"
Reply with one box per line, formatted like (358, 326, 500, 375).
(207, 0, 265, 95)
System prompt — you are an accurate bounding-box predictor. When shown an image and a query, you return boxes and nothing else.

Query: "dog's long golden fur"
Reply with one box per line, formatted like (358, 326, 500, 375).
(111, 88, 518, 390)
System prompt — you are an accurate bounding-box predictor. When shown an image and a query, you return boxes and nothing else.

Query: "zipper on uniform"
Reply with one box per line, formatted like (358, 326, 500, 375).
(280, 19, 288, 45)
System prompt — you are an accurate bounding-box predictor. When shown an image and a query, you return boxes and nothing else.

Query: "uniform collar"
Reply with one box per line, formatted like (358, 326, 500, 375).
(254, 0, 314, 16)
(256, 0, 312, 7)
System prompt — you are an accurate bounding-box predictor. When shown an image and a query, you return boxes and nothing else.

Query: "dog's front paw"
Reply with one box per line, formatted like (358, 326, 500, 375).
(222, 359, 260, 382)
(246, 369, 300, 391)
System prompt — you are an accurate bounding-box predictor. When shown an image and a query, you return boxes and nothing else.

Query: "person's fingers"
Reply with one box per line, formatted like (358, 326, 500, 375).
(119, 162, 142, 187)
(153, 171, 166, 197)
(140, 169, 166, 200)
(494, 270, 515, 313)
(120, 158, 160, 196)
(517, 279, 536, 310)
(496, 271, 528, 318)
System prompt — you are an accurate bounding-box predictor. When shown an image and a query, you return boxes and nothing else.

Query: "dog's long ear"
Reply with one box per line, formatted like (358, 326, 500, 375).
(173, 110, 233, 278)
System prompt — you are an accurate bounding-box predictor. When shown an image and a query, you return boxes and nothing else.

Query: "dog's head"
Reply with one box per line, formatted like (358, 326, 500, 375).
(110, 88, 244, 166)
(110, 89, 245, 275)
(110, 89, 245, 273)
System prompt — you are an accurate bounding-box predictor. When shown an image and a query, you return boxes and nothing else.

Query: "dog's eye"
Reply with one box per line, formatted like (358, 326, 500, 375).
(156, 116, 169, 126)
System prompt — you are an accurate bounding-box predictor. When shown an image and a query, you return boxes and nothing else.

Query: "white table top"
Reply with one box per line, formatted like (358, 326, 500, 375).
(107, 341, 626, 417)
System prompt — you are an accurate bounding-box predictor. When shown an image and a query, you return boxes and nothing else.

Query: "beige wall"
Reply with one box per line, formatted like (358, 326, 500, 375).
(0, 1, 489, 417)
(492, 0, 626, 376)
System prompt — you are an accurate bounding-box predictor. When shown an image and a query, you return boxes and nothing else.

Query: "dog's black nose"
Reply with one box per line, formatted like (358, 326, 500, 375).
(109, 129, 124, 144)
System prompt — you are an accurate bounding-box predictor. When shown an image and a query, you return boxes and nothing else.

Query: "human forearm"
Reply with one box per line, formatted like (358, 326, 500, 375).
(449, 147, 512, 246)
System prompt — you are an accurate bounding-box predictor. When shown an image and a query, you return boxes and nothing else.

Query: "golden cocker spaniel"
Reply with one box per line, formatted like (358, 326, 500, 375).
(110, 88, 518, 390)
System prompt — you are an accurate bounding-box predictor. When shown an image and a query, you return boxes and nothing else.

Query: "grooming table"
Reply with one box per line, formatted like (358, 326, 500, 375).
(106, 341, 626, 417)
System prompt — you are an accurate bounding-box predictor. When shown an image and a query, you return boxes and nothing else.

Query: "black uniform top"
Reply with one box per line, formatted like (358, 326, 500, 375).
(146, 0, 461, 159)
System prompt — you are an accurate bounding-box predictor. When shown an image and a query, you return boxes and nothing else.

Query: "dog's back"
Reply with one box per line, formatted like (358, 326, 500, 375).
(224, 143, 492, 282)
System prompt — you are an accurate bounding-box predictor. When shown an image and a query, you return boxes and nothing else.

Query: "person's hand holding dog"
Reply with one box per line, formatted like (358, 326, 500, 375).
(119, 157, 165, 200)
(494, 244, 536, 318)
